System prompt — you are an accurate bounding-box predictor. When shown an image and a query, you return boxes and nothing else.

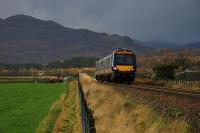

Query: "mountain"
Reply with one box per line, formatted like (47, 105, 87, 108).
(144, 41, 200, 49)
(143, 41, 180, 49)
(0, 15, 143, 63)
(182, 42, 200, 48)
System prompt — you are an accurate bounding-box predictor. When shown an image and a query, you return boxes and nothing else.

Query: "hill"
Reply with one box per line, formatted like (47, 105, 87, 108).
(183, 42, 200, 48)
(143, 41, 200, 49)
(143, 41, 180, 49)
(0, 15, 142, 63)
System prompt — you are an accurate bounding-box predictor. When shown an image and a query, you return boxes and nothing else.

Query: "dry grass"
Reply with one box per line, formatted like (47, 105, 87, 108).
(52, 80, 81, 133)
(80, 74, 191, 133)
(134, 77, 165, 86)
(64, 68, 95, 76)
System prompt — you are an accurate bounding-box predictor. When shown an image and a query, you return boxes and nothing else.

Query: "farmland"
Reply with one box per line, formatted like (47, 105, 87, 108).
(0, 83, 66, 133)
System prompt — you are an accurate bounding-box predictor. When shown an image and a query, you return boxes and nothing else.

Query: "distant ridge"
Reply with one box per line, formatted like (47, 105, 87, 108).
(0, 14, 143, 63)
(183, 42, 200, 48)
(143, 41, 200, 49)
(143, 41, 180, 49)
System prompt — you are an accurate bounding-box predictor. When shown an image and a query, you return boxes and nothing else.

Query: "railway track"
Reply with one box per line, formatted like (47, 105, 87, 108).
(98, 81, 200, 98)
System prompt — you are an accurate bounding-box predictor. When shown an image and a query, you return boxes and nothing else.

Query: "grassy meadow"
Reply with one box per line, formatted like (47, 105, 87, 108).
(0, 83, 66, 133)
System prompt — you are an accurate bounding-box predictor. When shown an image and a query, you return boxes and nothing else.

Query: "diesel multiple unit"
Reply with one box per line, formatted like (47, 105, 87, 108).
(95, 48, 137, 84)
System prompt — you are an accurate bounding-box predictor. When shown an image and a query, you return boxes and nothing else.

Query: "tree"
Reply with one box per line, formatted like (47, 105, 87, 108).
(153, 63, 178, 80)
(31, 69, 39, 81)
(47, 57, 98, 68)
(174, 54, 190, 71)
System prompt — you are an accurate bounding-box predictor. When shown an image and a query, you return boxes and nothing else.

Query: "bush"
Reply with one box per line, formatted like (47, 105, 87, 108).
(153, 63, 178, 80)
(38, 77, 63, 83)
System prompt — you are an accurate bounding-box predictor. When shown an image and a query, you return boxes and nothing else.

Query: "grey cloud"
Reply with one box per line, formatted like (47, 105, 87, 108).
(0, 0, 200, 43)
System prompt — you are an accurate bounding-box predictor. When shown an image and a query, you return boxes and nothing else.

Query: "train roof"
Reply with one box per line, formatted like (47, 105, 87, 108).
(96, 54, 112, 63)
(113, 48, 136, 54)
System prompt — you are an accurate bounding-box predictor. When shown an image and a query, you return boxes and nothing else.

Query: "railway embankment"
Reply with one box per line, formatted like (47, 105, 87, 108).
(80, 74, 196, 133)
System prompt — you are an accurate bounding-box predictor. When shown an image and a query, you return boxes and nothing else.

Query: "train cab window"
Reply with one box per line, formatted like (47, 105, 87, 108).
(115, 54, 135, 65)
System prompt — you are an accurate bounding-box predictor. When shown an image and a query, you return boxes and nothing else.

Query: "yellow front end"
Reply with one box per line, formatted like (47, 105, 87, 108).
(116, 65, 134, 72)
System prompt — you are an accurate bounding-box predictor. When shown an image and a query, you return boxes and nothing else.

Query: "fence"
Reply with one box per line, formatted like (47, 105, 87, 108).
(164, 80, 200, 90)
(77, 75, 95, 133)
(175, 71, 200, 81)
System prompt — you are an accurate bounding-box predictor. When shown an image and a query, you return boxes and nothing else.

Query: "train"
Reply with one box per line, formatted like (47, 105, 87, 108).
(95, 48, 137, 84)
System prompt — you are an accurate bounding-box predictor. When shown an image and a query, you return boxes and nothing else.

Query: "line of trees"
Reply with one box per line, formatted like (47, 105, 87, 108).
(0, 57, 98, 69)
(0, 57, 98, 76)
(0, 63, 42, 69)
(47, 57, 98, 68)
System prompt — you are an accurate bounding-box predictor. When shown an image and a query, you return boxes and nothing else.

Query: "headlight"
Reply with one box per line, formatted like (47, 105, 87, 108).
(113, 67, 118, 70)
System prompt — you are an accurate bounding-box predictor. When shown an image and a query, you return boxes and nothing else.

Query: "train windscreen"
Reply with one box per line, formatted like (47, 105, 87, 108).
(115, 54, 135, 65)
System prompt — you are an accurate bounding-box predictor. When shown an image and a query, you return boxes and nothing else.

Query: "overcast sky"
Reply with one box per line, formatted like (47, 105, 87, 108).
(0, 0, 200, 44)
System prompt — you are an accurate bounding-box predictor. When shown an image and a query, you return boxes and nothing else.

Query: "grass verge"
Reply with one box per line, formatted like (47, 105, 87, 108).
(52, 80, 81, 133)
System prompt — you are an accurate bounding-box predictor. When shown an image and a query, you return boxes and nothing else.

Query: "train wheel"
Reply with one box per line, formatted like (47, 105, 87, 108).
(100, 76, 104, 82)
(113, 78, 119, 84)
(95, 76, 98, 81)
(107, 76, 111, 82)
(127, 80, 133, 85)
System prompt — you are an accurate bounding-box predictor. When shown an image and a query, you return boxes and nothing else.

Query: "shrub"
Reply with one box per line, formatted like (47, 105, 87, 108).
(153, 63, 178, 80)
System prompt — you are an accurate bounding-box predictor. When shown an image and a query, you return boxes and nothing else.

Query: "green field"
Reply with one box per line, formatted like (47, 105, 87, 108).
(0, 83, 66, 133)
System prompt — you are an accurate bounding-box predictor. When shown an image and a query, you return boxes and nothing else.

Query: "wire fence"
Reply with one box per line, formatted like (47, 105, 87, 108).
(77, 75, 95, 133)
(164, 80, 200, 90)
